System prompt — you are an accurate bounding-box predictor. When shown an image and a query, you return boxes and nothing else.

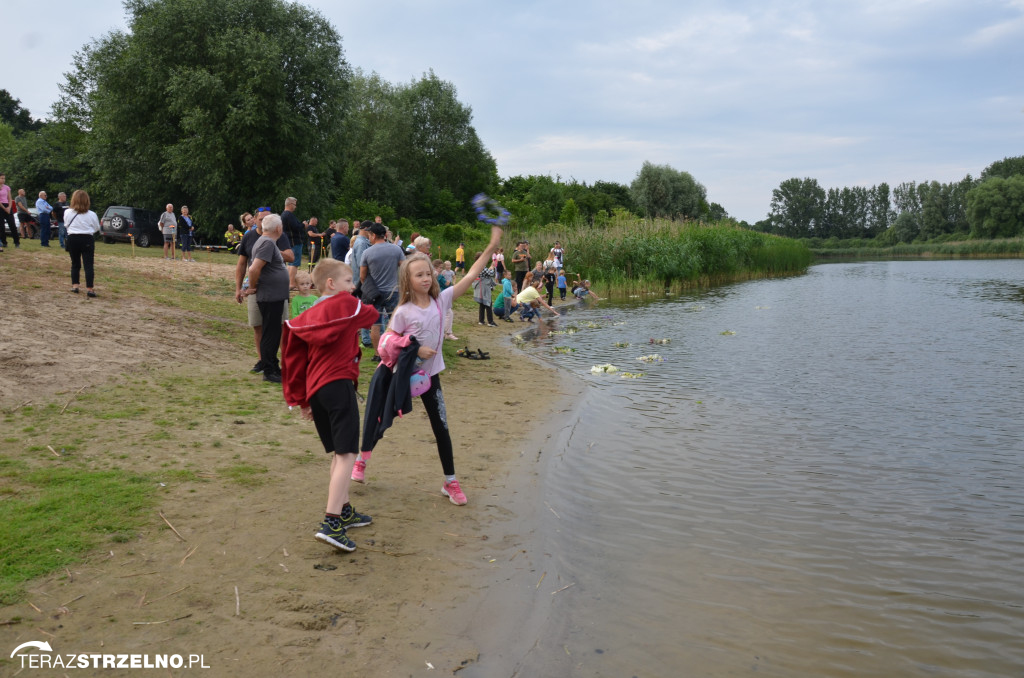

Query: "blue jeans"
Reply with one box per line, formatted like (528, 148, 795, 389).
(38, 212, 51, 246)
(57, 223, 66, 248)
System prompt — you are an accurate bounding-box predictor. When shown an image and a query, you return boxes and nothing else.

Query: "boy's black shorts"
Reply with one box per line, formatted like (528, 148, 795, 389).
(309, 379, 359, 455)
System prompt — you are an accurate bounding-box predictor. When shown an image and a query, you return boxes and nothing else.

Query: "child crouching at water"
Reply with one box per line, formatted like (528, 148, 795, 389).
(352, 224, 503, 505)
(281, 259, 380, 552)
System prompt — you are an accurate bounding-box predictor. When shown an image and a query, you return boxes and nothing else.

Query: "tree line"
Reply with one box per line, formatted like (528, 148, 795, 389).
(0, 0, 731, 245)
(759, 156, 1024, 244)
(3, 0, 1017, 246)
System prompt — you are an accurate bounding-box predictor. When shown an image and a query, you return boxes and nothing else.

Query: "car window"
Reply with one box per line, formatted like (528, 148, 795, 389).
(105, 207, 131, 220)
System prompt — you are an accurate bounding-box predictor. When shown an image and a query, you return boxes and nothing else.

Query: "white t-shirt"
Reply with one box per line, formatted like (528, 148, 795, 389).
(64, 210, 101, 235)
(388, 287, 454, 376)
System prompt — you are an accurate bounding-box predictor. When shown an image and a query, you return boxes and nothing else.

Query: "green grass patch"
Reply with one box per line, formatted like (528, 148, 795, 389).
(0, 468, 154, 604)
(218, 463, 270, 487)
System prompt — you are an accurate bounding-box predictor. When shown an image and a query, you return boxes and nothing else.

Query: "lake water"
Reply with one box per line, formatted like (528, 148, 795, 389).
(476, 260, 1024, 677)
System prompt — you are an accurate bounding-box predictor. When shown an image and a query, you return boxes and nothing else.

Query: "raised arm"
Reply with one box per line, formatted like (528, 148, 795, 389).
(451, 225, 503, 299)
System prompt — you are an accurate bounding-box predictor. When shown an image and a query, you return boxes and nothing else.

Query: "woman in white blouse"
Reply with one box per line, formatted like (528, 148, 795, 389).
(64, 190, 101, 297)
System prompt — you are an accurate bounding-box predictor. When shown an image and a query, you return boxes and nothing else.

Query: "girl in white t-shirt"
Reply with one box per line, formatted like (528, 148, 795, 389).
(353, 225, 502, 506)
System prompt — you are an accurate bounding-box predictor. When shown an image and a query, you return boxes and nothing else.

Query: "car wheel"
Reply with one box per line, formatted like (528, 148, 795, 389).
(137, 232, 152, 248)
(110, 215, 126, 231)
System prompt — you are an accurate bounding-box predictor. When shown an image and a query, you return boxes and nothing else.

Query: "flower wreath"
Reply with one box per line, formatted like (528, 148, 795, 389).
(472, 193, 510, 227)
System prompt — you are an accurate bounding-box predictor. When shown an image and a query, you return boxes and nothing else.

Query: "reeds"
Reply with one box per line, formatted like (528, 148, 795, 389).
(811, 237, 1024, 260)
(523, 217, 811, 294)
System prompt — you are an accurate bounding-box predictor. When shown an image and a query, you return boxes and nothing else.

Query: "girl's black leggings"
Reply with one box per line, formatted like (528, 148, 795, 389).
(420, 374, 455, 476)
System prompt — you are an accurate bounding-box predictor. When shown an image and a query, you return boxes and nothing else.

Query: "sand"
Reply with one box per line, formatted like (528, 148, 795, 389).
(0, 245, 580, 675)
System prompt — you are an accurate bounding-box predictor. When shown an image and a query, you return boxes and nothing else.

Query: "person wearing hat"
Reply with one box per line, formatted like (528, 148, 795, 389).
(359, 222, 405, 356)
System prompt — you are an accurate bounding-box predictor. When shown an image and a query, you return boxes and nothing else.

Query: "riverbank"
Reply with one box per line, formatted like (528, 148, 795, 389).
(0, 246, 576, 675)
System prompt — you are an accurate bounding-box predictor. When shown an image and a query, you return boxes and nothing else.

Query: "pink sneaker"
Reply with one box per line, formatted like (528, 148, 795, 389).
(442, 479, 467, 506)
(351, 460, 366, 483)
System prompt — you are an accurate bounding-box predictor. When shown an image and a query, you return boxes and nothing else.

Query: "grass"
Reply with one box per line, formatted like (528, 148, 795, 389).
(0, 240, 491, 604)
(0, 468, 153, 604)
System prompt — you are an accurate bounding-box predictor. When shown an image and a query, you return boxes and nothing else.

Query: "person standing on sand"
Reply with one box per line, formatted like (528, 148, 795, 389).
(360, 222, 405, 357)
(281, 258, 379, 553)
(15, 189, 32, 239)
(158, 204, 177, 259)
(235, 209, 294, 377)
(244, 213, 291, 383)
(53, 192, 68, 249)
(64, 190, 101, 297)
(281, 197, 305, 290)
(36, 191, 53, 247)
(178, 205, 196, 262)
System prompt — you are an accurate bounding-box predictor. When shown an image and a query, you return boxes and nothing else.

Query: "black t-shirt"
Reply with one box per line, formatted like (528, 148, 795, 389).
(239, 228, 291, 267)
(52, 201, 68, 223)
(281, 210, 304, 246)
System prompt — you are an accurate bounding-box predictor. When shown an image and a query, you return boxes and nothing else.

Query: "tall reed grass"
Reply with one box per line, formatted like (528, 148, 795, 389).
(523, 217, 812, 295)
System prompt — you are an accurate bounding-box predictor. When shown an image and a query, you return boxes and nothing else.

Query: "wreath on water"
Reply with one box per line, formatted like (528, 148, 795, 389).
(472, 193, 510, 227)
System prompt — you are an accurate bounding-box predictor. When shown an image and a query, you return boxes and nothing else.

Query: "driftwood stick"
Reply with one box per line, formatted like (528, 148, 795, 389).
(179, 545, 199, 566)
(159, 511, 186, 541)
(60, 386, 88, 414)
(145, 585, 188, 606)
(551, 582, 576, 595)
(132, 614, 193, 626)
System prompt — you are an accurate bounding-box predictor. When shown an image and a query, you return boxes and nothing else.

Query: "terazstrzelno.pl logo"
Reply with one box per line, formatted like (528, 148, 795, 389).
(11, 641, 210, 670)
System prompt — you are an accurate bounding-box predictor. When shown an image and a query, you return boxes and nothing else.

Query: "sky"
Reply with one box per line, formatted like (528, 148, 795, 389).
(4, 0, 1023, 223)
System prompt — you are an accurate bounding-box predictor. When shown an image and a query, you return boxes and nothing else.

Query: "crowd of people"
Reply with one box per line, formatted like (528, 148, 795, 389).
(4, 174, 602, 556)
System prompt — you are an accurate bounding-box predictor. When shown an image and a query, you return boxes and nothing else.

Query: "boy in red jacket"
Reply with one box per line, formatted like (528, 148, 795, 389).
(282, 258, 379, 553)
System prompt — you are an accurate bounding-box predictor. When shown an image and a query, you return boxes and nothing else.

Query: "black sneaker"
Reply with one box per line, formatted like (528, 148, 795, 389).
(314, 521, 356, 552)
(339, 507, 372, 529)
(371, 355, 382, 363)
(250, 362, 264, 374)
(263, 372, 282, 383)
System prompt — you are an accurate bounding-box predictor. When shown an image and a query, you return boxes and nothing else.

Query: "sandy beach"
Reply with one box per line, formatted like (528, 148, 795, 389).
(0, 246, 579, 676)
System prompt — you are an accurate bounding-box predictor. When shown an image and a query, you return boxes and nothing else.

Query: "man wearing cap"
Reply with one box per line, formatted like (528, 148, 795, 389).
(359, 222, 405, 356)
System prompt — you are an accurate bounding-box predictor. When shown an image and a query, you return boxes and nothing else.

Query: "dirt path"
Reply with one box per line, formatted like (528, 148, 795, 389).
(0, 246, 575, 675)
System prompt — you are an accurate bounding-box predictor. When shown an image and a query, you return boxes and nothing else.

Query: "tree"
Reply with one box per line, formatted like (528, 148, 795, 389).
(630, 161, 706, 220)
(867, 183, 893, 236)
(336, 69, 496, 224)
(0, 90, 43, 135)
(966, 176, 1024, 238)
(981, 156, 1024, 181)
(559, 198, 580, 224)
(57, 0, 350, 239)
(768, 177, 825, 238)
